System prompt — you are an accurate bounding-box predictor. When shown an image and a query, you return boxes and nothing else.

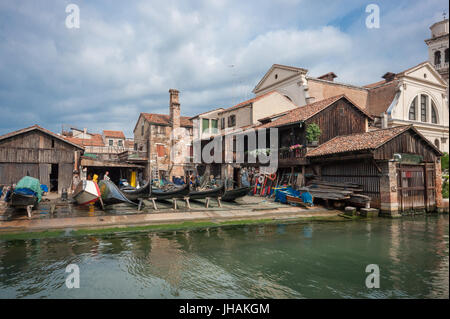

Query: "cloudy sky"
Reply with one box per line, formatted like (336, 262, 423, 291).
(0, 0, 448, 137)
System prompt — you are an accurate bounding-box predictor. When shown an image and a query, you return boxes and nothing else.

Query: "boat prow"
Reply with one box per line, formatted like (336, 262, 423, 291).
(73, 180, 101, 205)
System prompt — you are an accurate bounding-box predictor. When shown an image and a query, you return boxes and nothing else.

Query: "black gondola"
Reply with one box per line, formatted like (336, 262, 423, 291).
(121, 182, 150, 202)
(189, 184, 225, 200)
(151, 184, 190, 200)
(98, 180, 138, 206)
(221, 187, 250, 202)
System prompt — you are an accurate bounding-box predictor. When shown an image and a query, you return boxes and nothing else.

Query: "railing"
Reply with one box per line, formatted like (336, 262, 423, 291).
(435, 62, 449, 70)
(279, 147, 307, 160)
(118, 150, 148, 162)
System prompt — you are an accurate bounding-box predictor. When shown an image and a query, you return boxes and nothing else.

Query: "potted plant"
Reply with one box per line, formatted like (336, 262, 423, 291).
(306, 123, 321, 146)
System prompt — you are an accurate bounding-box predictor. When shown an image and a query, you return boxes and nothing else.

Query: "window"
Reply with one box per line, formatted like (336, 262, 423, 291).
(202, 118, 210, 133)
(408, 97, 417, 120)
(445, 48, 449, 63)
(434, 51, 441, 65)
(51, 139, 55, 148)
(109, 140, 113, 146)
(420, 95, 427, 122)
(431, 101, 438, 124)
(141, 123, 144, 136)
(228, 115, 236, 127)
(434, 139, 440, 149)
(221, 118, 225, 129)
(118, 140, 123, 147)
(156, 144, 165, 157)
(134, 143, 137, 151)
(211, 119, 218, 133)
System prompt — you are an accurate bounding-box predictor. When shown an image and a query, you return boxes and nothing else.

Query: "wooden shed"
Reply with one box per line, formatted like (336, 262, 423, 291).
(0, 125, 84, 193)
(306, 125, 443, 215)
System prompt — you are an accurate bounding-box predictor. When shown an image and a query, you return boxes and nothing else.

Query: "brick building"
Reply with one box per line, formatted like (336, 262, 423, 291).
(128, 89, 194, 181)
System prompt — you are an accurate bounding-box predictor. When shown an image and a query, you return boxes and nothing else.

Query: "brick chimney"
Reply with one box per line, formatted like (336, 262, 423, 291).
(318, 72, 337, 82)
(382, 72, 396, 82)
(169, 89, 180, 130)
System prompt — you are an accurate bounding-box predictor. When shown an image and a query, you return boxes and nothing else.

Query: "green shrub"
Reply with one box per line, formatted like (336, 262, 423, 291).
(306, 123, 321, 143)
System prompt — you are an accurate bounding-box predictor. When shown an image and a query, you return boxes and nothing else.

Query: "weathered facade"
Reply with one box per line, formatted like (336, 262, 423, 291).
(0, 125, 84, 193)
(128, 89, 194, 181)
(306, 126, 443, 215)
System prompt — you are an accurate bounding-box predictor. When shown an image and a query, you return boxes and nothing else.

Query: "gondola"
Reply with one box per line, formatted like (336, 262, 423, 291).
(121, 182, 151, 202)
(221, 186, 250, 202)
(151, 184, 190, 201)
(73, 180, 101, 205)
(98, 180, 137, 206)
(188, 184, 225, 200)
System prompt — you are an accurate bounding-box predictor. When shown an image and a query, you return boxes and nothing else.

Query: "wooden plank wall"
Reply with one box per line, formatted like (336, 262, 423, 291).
(0, 163, 40, 185)
(320, 160, 381, 207)
(58, 163, 73, 193)
(373, 130, 438, 162)
(306, 99, 367, 144)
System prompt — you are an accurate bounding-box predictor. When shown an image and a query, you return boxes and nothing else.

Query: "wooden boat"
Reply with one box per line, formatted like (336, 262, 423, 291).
(10, 192, 38, 208)
(151, 184, 190, 200)
(189, 184, 225, 200)
(221, 187, 249, 202)
(121, 182, 151, 202)
(98, 180, 137, 206)
(73, 180, 101, 205)
(286, 195, 311, 209)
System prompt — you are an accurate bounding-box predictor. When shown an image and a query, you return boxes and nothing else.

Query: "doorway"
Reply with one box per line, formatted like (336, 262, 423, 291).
(50, 164, 58, 192)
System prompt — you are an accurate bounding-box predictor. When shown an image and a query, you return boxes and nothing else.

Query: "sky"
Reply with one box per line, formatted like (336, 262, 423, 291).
(0, 0, 448, 137)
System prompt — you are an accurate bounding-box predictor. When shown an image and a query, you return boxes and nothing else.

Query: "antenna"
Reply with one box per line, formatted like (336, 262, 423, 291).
(443, 11, 447, 20)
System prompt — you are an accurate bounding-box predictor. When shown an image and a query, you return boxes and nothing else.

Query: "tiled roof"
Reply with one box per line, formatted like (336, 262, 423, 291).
(103, 130, 125, 139)
(256, 95, 372, 129)
(125, 140, 134, 148)
(64, 133, 105, 147)
(218, 91, 279, 114)
(0, 124, 84, 150)
(306, 125, 412, 157)
(141, 113, 193, 127)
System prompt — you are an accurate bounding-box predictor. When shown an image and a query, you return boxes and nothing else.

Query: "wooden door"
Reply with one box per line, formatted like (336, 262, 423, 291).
(397, 164, 426, 212)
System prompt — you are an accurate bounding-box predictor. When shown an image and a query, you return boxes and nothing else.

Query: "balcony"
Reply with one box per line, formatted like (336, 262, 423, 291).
(118, 150, 148, 162)
(435, 62, 449, 70)
(278, 146, 309, 166)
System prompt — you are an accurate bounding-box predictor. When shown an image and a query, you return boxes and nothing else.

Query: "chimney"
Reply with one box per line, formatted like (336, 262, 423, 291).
(382, 72, 396, 82)
(169, 89, 180, 130)
(317, 72, 337, 82)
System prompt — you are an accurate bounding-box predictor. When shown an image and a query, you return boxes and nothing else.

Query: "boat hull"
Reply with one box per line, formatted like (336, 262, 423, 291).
(98, 180, 137, 206)
(122, 182, 151, 202)
(151, 184, 190, 201)
(189, 185, 225, 200)
(10, 193, 38, 208)
(222, 187, 250, 202)
(73, 180, 101, 205)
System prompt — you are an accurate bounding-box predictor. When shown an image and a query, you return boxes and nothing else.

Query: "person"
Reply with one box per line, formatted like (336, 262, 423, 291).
(72, 172, 80, 192)
(93, 174, 99, 183)
(87, 174, 92, 181)
(4, 185, 13, 202)
(103, 171, 111, 181)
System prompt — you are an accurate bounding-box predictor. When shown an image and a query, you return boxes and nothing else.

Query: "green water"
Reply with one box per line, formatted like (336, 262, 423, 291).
(0, 215, 448, 299)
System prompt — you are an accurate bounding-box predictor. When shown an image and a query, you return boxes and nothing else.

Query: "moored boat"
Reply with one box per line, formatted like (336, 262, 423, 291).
(10, 176, 43, 217)
(98, 180, 137, 206)
(151, 184, 190, 201)
(221, 186, 250, 202)
(122, 182, 151, 202)
(189, 184, 225, 200)
(73, 180, 101, 205)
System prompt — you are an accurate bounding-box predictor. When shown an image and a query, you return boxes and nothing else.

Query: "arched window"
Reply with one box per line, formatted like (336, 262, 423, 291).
(445, 48, 449, 63)
(431, 101, 438, 124)
(420, 95, 428, 122)
(434, 51, 441, 65)
(408, 96, 417, 120)
(434, 139, 440, 149)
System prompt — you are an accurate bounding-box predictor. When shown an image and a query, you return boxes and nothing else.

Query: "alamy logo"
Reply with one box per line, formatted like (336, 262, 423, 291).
(365, 264, 380, 288)
(65, 4, 80, 29)
(65, 264, 80, 289)
(365, 4, 380, 29)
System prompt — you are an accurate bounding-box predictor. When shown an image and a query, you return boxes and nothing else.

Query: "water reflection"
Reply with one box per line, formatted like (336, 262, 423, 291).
(0, 215, 448, 299)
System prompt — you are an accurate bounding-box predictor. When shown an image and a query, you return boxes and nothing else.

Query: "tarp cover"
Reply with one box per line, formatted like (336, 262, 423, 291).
(15, 176, 43, 202)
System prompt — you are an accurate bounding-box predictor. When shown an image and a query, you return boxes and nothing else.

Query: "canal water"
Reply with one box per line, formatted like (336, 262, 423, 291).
(0, 215, 448, 299)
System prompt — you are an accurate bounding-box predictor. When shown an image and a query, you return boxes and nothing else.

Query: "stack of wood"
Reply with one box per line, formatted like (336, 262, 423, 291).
(299, 179, 371, 207)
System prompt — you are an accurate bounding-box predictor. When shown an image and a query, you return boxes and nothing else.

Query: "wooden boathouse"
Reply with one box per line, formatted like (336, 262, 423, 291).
(306, 125, 443, 215)
(0, 125, 84, 193)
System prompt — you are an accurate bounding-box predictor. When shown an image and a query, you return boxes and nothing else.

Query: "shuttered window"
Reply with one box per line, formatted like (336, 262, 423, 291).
(157, 144, 165, 157)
